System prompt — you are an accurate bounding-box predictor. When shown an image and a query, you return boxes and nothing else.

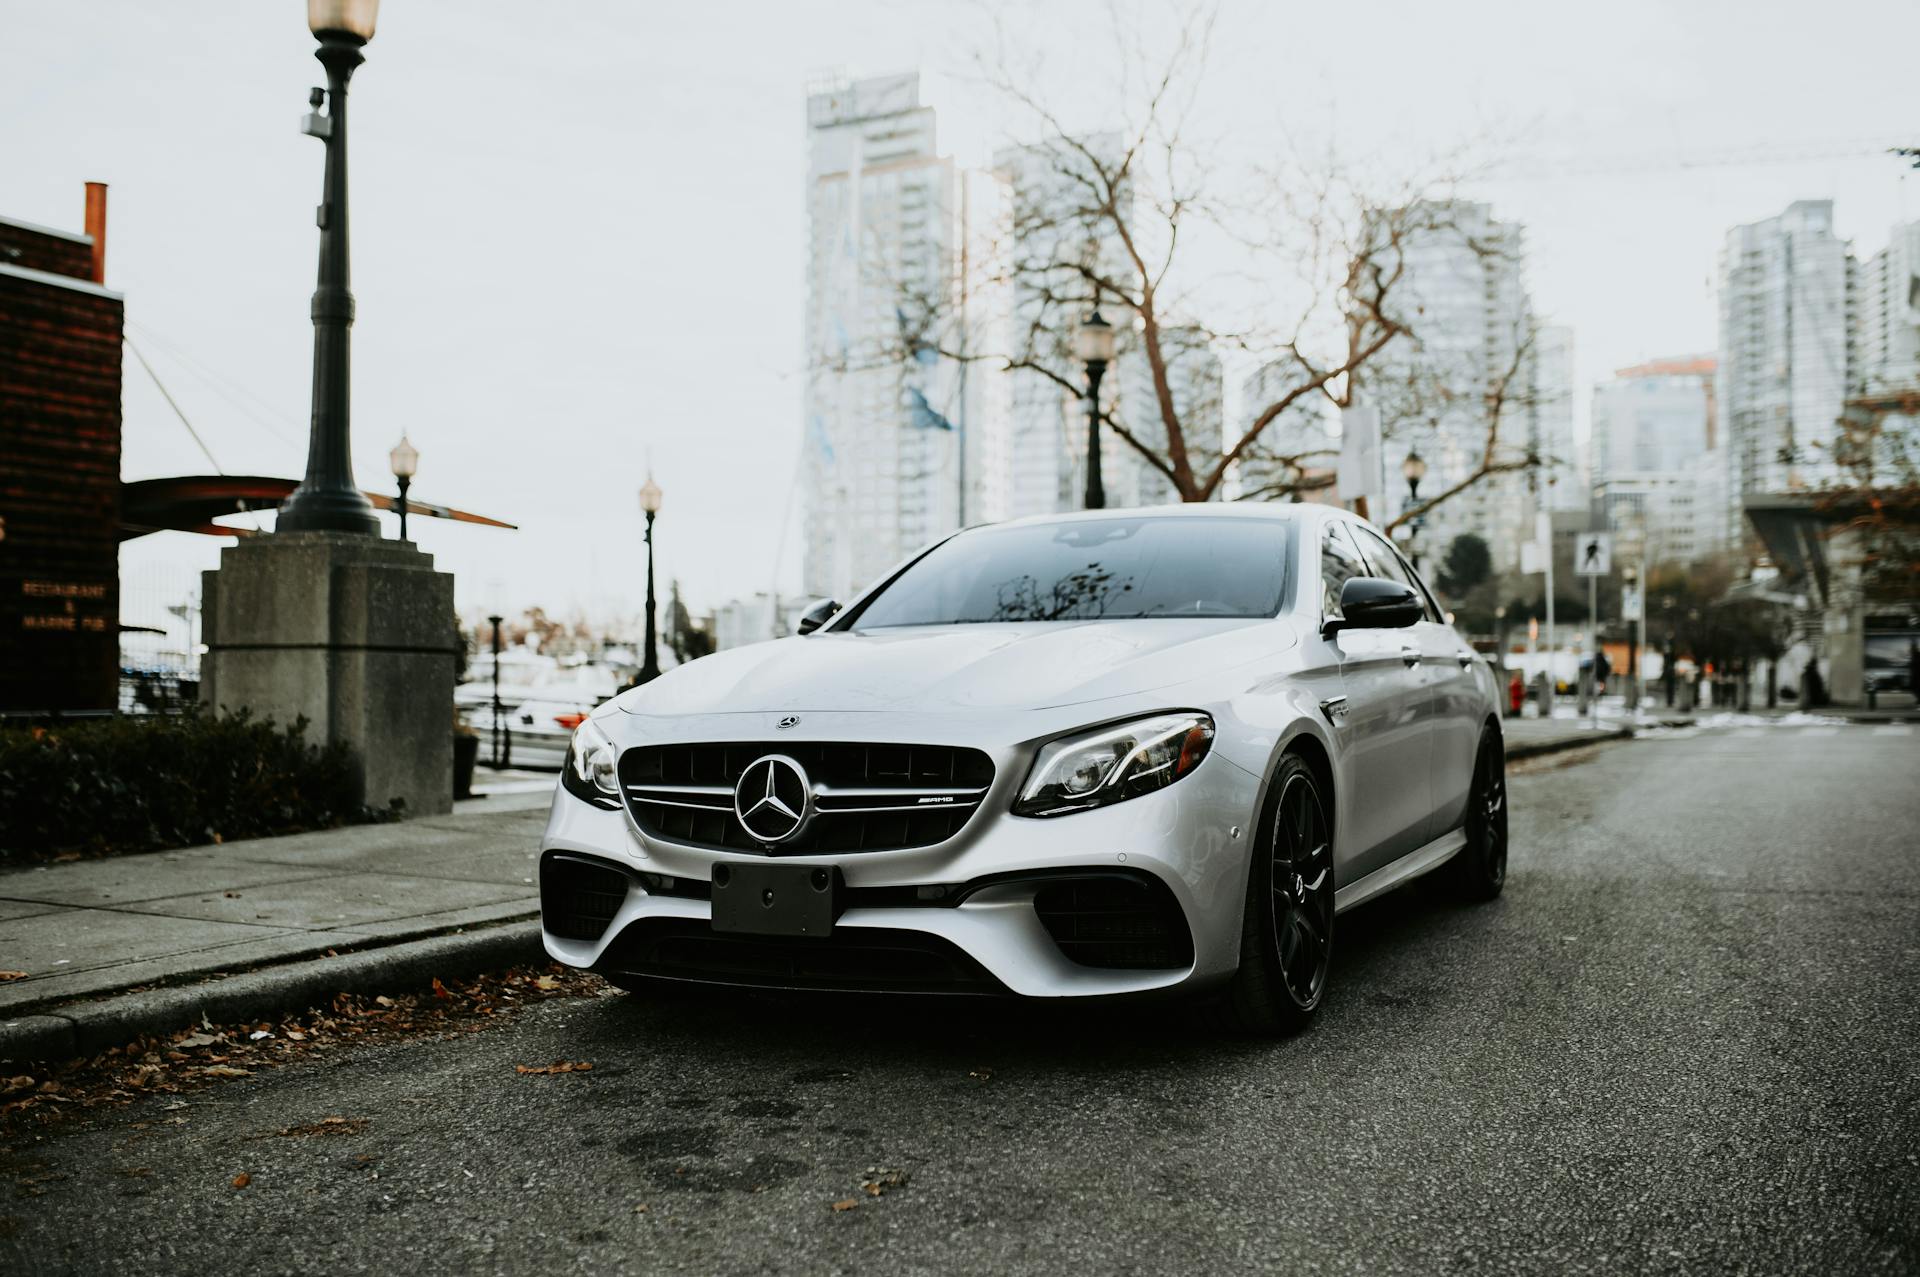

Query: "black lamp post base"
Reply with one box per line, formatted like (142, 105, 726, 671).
(276, 484, 381, 536)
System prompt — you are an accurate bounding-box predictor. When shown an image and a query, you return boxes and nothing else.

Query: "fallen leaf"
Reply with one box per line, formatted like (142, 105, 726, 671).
(52, 851, 82, 863)
(515, 1061, 593, 1075)
(430, 977, 451, 999)
(534, 975, 560, 991)
(175, 1033, 218, 1049)
(968, 1067, 993, 1081)
(861, 1168, 910, 1197)
(374, 996, 396, 1008)
(830, 1198, 859, 1212)
(633, 1203, 650, 1214)
(230, 1172, 251, 1189)
(0, 971, 28, 982)
(4, 1076, 33, 1094)
(248, 1030, 272, 1041)
(202, 1065, 251, 1078)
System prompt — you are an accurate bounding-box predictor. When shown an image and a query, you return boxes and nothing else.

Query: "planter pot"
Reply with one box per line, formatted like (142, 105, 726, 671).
(453, 732, 480, 800)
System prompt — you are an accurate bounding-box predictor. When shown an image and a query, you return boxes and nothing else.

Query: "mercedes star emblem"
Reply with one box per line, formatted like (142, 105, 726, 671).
(733, 754, 812, 845)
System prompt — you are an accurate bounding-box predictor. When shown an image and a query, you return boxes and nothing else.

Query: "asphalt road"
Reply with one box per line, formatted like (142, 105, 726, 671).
(8, 725, 1919, 1275)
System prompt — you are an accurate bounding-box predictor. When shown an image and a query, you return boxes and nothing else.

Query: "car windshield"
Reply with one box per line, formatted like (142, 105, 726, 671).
(848, 515, 1295, 629)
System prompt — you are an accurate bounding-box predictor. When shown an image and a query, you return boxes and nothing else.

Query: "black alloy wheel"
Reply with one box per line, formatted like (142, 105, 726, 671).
(1217, 754, 1335, 1035)
(1269, 769, 1335, 1009)
(1448, 730, 1508, 901)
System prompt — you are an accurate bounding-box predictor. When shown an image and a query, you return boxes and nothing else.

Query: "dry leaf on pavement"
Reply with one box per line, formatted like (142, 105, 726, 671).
(430, 977, 451, 998)
(515, 1061, 593, 1075)
(830, 1198, 859, 1212)
(230, 1172, 251, 1189)
(861, 1168, 910, 1197)
(0, 971, 28, 982)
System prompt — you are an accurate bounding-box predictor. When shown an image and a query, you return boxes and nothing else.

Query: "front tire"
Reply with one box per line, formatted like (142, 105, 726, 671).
(1215, 754, 1335, 1035)
(1446, 729, 1508, 901)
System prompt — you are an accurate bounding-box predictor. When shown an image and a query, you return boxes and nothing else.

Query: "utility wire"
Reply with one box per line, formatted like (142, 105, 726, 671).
(127, 335, 224, 475)
(126, 320, 302, 446)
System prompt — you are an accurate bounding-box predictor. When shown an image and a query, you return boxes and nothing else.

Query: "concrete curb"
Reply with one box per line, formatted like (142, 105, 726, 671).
(0, 917, 544, 1064)
(1504, 726, 1634, 761)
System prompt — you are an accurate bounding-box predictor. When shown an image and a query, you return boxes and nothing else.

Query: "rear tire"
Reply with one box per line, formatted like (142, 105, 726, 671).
(1214, 754, 1335, 1036)
(1446, 729, 1508, 902)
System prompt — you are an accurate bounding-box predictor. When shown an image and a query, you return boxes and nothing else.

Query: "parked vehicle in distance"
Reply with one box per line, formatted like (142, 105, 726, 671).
(464, 697, 597, 771)
(538, 505, 1506, 1033)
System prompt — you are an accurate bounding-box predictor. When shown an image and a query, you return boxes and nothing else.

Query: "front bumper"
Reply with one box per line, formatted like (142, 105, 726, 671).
(536, 738, 1262, 999)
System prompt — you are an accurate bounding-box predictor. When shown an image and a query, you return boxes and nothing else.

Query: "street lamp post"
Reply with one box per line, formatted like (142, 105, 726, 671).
(388, 434, 418, 542)
(277, 0, 383, 536)
(1401, 450, 1428, 569)
(638, 474, 664, 683)
(1073, 309, 1116, 510)
(487, 613, 503, 768)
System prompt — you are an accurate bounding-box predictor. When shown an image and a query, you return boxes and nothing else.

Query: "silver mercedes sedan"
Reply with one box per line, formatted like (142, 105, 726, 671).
(539, 504, 1507, 1033)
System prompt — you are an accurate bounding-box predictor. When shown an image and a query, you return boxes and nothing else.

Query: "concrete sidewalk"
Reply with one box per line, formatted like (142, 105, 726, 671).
(1, 786, 552, 1057)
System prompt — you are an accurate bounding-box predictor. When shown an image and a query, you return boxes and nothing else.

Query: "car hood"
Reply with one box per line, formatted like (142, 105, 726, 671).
(614, 619, 1296, 716)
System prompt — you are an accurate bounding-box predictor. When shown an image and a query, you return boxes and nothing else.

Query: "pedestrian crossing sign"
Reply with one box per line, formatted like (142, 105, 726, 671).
(1575, 533, 1611, 577)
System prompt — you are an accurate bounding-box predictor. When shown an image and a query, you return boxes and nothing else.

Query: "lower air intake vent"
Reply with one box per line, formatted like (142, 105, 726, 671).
(541, 852, 629, 942)
(599, 918, 1006, 995)
(1033, 874, 1194, 970)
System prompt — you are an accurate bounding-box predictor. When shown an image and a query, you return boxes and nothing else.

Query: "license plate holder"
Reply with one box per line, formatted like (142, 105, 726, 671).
(710, 861, 840, 937)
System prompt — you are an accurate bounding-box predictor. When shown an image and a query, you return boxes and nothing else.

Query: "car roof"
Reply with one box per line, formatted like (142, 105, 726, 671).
(973, 502, 1377, 535)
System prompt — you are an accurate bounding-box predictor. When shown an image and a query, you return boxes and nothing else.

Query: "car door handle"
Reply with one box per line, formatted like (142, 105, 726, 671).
(1400, 645, 1421, 667)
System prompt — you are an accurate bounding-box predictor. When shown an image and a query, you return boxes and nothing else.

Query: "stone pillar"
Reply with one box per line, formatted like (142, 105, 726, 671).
(1824, 525, 1866, 707)
(201, 533, 457, 817)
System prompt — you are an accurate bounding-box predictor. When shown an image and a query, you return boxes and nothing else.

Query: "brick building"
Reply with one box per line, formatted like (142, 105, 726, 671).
(0, 184, 123, 712)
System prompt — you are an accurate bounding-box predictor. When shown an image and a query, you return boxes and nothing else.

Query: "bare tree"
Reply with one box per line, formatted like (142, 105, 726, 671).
(1371, 317, 1548, 533)
(844, 6, 1549, 524)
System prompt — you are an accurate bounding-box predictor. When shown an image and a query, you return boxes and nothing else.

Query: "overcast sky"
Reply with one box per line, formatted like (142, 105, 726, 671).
(5, 0, 1914, 628)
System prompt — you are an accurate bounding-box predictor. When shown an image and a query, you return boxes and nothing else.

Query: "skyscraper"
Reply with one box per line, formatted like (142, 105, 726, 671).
(1716, 200, 1856, 539)
(1856, 219, 1920, 396)
(1532, 325, 1582, 511)
(1365, 201, 1537, 572)
(802, 74, 1007, 600)
(1590, 356, 1725, 567)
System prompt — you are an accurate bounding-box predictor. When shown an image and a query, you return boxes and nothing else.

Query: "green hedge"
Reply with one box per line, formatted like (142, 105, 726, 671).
(0, 710, 394, 863)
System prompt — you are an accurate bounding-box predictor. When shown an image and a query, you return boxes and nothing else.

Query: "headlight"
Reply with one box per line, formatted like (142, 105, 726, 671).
(561, 716, 621, 810)
(1012, 712, 1214, 818)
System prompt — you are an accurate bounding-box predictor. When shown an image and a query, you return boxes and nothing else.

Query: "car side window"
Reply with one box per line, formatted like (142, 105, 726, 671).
(1351, 525, 1443, 624)
(1320, 522, 1369, 620)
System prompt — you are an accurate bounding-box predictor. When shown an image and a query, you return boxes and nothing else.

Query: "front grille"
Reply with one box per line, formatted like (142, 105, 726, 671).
(541, 852, 630, 942)
(619, 742, 995, 855)
(1033, 874, 1194, 970)
(599, 918, 1007, 995)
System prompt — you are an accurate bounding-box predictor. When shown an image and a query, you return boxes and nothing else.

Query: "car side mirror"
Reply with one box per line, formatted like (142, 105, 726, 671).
(795, 598, 840, 636)
(1323, 576, 1422, 638)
